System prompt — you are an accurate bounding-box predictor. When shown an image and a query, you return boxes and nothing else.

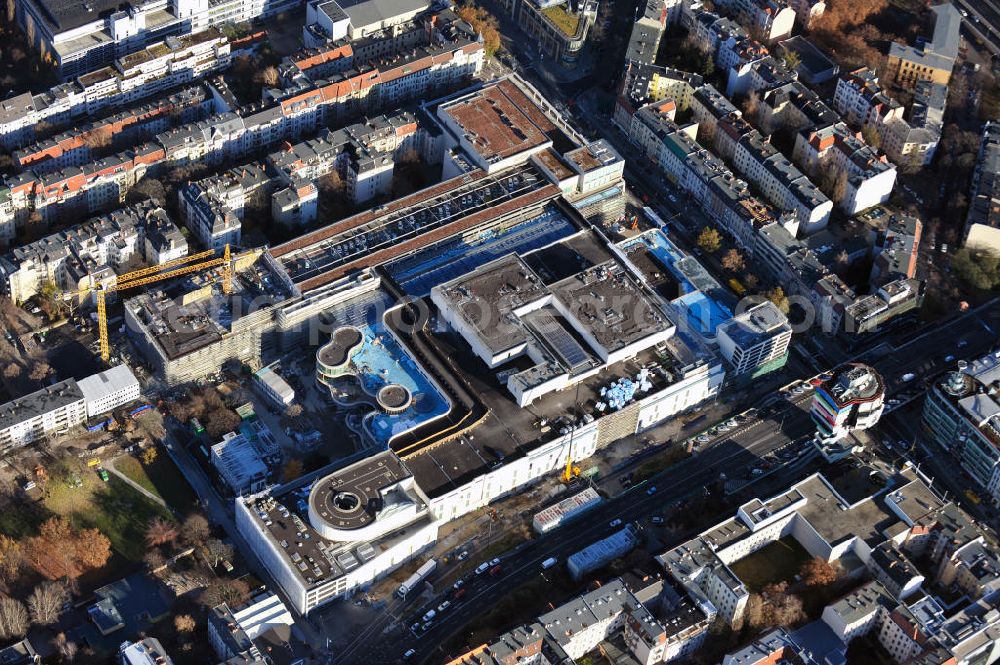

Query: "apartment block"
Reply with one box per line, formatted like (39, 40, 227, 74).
(13, 85, 214, 174)
(0, 29, 234, 149)
(180, 166, 267, 250)
(0, 380, 86, 452)
(0, 201, 185, 304)
(732, 129, 833, 233)
(17, 0, 280, 80)
(625, 0, 683, 65)
(963, 121, 1000, 251)
(0, 10, 482, 232)
(794, 122, 897, 215)
(886, 3, 961, 89)
(714, 0, 796, 42)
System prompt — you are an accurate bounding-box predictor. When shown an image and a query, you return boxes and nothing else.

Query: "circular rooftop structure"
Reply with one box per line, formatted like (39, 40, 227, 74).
(317, 326, 363, 371)
(307, 453, 416, 542)
(376, 383, 412, 414)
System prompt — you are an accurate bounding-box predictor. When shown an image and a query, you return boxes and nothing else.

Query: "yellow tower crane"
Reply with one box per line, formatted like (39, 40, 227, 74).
(72, 244, 232, 364)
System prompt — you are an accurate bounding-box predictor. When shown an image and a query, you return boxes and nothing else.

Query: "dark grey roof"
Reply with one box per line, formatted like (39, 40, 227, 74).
(32, 0, 129, 32)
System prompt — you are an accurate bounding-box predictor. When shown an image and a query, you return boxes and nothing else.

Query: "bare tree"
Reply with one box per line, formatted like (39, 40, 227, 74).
(181, 514, 211, 547)
(0, 596, 29, 639)
(145, 517, 179, 549)
(143, 549, 166, 572)
(204, 538, 233, 568)
(27, 581, 68, 626)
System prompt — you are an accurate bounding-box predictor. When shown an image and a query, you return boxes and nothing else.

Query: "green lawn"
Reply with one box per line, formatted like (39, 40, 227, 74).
(115, 453, 199, 513)
(45, 470, 173, 562)
(729, 537, 812, 592)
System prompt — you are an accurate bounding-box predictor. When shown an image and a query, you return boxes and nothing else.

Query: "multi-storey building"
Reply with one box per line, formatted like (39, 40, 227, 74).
(834, 67, 905, 131)
(886, 3, 961, 89)
(731, 129, 832, 233)
(834, 68, 944, 168)
(923, 352, 1000, 506)
(963, 121, 1000, 251)
(716, 301, 792, 376)
(871, 212, 922, 287)
(492, 0, 598, 68)
(0, 10, 483, 232)
(810, 363, 885, 441)
(180, 165, 268, 250)
(0, 201, 185, 304)
(625, 0, 683, 65)
(793, 122, 897, 215)
(76, 364, 141, 418)
(714, 0, 796, 43)
(13, 85, 214, 174)
(0, 380, 86, 452)
(17, 0, 281, 80)
(786, 0, 825, 29)
(0, 28, 233, 148)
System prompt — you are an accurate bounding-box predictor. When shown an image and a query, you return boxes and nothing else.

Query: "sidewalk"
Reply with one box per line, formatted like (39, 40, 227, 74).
(106, 457, 170, 510)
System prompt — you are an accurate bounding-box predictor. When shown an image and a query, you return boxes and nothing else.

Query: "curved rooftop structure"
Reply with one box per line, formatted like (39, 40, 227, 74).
(307, 452, 426, 542)
(317, 326, 364, 371)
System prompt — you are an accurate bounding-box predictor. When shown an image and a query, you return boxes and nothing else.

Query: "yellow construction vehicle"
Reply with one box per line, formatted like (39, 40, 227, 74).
(67, 245, 233, 364)
(561, 449, 581, 483)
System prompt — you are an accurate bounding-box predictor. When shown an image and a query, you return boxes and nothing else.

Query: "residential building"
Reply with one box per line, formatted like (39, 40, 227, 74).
(0, 31, 233, 150)
(0, 380, 86, 452)
(180, 165, 268, 249)
(886, 3, 962, 89)
(626, 0, 683, 65)
(17, 0, 276, 81)
(714, 0, 796, 42)
(923, 351, 1000, 506)
(786, 0, 825, 29)
(793, 121, 897, 215)
(834, 67, 905, 131)
(732, 129, 833, 233)
(77, 364, 141, 417)
(0, 202, 186, 304)
(660, 466, 973, 630)
(810, 362, 885, 441)
(963, 121, 1000, 251)
(871, 212, 922, 286)
(716, 301, 792, 376)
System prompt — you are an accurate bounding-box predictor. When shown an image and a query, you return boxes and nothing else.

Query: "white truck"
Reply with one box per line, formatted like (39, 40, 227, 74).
(397, 559, 437, 599)
(541, 557, 558, 570)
